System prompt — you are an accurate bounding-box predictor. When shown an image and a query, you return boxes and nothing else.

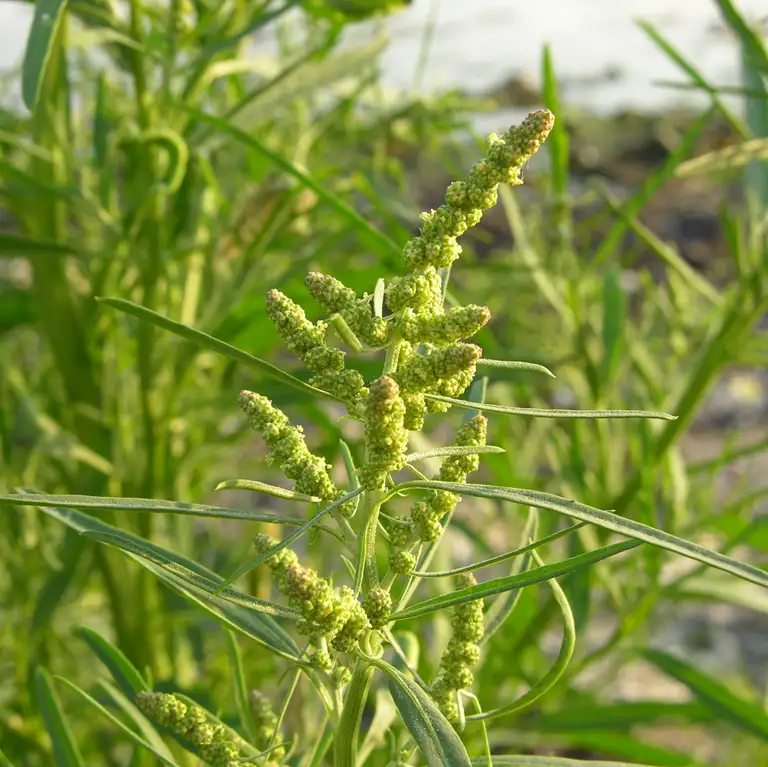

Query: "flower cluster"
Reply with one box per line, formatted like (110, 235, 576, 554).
(255, 534, 370, 658)
(250, 691, 285, 763)
(359, 376, 409, 491)
(430, 573, 485, 722)
(239, 390, 355, 517)
(265, 288, 368, 409)
(136, 692, 243, 766)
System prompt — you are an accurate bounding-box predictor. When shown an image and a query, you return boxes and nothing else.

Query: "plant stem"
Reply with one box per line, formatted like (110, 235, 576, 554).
(334, 661, 373, 767)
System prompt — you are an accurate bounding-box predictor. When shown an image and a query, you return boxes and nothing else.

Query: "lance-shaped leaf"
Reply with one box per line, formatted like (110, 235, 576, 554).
(405, 445, 505, 463)
(376, 660, 472, 767)
(423, 395, 675, 420)
(390, 540, 639, 622)
(34, 668, 85, 767)
(392, 481, 768, 591)
(77, 627, 147, 700)
(14, 496, 302, 661)
(96, 297, 336, 401)
(213, 479, 321, 503)
(476, 359, 556, 377)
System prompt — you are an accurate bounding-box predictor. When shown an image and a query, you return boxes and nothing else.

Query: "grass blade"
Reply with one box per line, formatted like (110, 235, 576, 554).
(226, 631, 258, 743)
(423, 395, 675, 420)
(642, 649, 768, 741)
(0, 233, 80, 257)
(376, 659, 472, 767)
(96, 297, 336, 401)
(395, 481, 768, 591)
(34, 668, 85, 767)
(21, 0, 68, 110)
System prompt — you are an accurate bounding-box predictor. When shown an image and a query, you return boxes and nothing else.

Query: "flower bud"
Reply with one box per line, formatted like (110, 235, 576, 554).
(363, 587, 392, 628)
(396, 343, 481, 395)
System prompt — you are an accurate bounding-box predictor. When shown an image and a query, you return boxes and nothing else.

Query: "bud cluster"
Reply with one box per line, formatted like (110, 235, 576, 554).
(239, 390, 355, 517)
(250, 691, 285, 763)
(430, 573, 485, 722)
(266, 288, 367, 409)
(255, 534, 371, 655)
(136, 692, 242, 766)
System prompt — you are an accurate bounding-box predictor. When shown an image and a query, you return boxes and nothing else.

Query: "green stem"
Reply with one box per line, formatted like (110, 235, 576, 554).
(355, 491, 383, 594)
(334, 662, 374, 767)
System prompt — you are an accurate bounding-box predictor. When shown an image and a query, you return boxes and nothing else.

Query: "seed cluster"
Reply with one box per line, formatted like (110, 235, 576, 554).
(430, 573, 485, 722)
(136, 692, 243, 766)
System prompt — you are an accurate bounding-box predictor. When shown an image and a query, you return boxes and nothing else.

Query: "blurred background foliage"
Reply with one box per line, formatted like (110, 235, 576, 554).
(1, 0, 768, 764)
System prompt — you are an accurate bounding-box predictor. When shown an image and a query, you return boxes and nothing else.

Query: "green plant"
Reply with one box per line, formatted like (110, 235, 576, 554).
(4, 102, 768, 766)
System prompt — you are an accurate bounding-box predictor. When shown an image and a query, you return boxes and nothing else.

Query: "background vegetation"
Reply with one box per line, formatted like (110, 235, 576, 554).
(1, 0, 767, 765)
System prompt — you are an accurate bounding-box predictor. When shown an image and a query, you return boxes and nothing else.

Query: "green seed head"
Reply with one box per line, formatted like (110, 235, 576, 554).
(363, 586, 393, 628)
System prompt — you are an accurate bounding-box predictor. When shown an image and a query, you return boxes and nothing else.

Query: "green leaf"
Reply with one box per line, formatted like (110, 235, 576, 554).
(216, 488, 363, 592)
(476, 359, 556, 378)
(532, 701, 713, 731)
(405, 445, 505, 463)
(0, 492, 317, 530)
(21, 0, 68, 110)
(390, 540, 638, 622)
(713, 0, 768, 76)
(53, 677, 181, 767)
(213, 479, 320, 503)
(0, 746, 16, 766)
(423, 395, 675, 420)
(642, 649, 768, 741)
(468, 550, 575, 722)
(81, 530, 301, 621)
(177, 104, 400, 258)
(19, 496, 302, 661)
(96, 297, 336, 401)
(377, 660, 472, 767)
(395, 480, 768, 591)
(34, 668, 85, 767)
(77, 626, 147, 700)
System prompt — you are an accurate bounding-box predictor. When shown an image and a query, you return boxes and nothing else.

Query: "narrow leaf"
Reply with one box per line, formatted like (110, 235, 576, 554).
(405, 445, 505, 463)
(377, 660, 472, 767)
(396, 481, 768, 591)
(227, 631, 258, 743)
(0, 492, 317, 529)
(423, 395, 675, 420)
(0, 232, 78, 257)
(471, 758, 663, 767)
(390, 540, 638, 622)
(22, 0, 68, 110)
(77, 626, 147, 699)
(476, 359, 556, 378)
(213, 479, 321, 503)
(96, 297, 335, 401)
(20, 497, 302, 660)
(35, 668, 85, 767)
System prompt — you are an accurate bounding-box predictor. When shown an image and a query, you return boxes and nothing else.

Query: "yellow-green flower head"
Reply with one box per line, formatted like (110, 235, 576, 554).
(136, 693, 241, 766)
(238, 390, 342, 505)
(396, 343, 481, 395)
(401, 304, 491, 347)
(410, 414, 487, 542)
(431, 572, 485, 721)
(359, 376, 408, 490)
(385, 267, 443, 314)
(402, 391, 427, 431)
(254, 535, 370, 653)
(424, 365, 477, 412)
(265, 288, 367, 407)
(250, 691, 282, 757)
(266, 288, 344, 372)
(401, 109, 553, 272)
(305, 271, 391, 347)
(389, 549, 416, 574)
(363, 586, 392, 629)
